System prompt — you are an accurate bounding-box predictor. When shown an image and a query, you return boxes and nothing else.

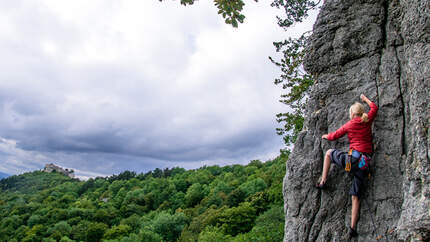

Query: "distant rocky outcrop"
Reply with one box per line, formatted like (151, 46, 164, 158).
(283, 0, 429, 241)
(43, 163, 75, 178)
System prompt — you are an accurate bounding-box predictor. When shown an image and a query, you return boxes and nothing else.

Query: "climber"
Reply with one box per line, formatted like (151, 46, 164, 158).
(316, 94, 378, 238)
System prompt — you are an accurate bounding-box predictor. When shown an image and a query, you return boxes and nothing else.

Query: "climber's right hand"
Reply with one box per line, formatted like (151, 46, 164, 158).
(322, 134, 328, 139)
(360, 94, 372, 105)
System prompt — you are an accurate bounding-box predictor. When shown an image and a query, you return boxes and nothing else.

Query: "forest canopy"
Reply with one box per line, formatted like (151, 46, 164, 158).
(0, 155, 286, 241)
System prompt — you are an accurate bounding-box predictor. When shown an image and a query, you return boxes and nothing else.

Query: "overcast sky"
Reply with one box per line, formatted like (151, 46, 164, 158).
(0, 0, 318, 179)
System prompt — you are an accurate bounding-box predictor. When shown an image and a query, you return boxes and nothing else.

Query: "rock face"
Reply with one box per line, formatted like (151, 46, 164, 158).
(283, 0, 429, 241)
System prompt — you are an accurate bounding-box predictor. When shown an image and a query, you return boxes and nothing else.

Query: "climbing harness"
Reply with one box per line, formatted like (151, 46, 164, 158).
(345, 149, 353, 172)
(345, 149, 370, 172)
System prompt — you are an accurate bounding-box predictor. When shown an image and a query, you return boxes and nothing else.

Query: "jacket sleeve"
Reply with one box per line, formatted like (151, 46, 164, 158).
(367, 102, 378, 123)
(327, 122, 348, 140)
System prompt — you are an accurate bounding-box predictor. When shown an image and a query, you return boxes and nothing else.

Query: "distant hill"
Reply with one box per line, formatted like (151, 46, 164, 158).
(0, 170, 76, 193)
(0, 171, 9, 179)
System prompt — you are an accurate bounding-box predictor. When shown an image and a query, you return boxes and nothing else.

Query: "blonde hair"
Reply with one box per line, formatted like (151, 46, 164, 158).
(350, 102, 369, 122)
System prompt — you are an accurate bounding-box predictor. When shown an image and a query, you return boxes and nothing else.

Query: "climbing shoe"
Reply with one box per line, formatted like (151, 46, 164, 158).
(315, 182, 326, 190)
(349, 227, 358, 238)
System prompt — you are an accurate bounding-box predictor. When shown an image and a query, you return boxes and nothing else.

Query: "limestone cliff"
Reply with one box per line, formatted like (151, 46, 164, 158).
(283, 0, 429, 241)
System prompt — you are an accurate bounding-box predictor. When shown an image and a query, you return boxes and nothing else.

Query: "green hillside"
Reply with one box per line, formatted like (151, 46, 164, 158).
(0, 155, 286, 242)
(0, 171, 76, 193)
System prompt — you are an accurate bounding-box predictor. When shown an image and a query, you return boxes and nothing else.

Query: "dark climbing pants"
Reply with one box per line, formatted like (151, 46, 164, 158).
(330, 149, 369, 198)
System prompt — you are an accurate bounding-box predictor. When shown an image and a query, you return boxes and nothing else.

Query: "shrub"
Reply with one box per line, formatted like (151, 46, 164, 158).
(198, 226, 231, 242)
(219, 202, 257, 236)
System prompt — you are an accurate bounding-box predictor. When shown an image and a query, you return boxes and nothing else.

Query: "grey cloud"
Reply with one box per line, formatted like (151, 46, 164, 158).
(0, 1, 302, 176)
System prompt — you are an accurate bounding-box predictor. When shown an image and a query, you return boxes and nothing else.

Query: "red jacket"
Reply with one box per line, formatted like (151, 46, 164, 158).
(327, 102, 378, 153)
